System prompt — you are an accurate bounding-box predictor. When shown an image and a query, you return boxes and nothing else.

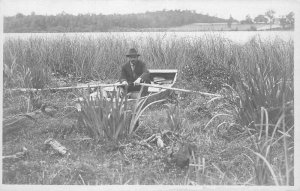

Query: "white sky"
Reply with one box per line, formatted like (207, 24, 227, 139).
(1, 0, 298, 20)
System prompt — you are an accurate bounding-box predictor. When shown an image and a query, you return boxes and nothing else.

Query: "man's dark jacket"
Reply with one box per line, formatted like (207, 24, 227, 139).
(119, 60, 150, 84)
(119, 60, 150, 92)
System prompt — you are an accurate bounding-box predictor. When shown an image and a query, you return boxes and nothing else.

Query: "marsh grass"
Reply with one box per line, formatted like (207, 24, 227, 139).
(233, 38, 293, 132)
(243, 106, 294, 185)
(2, 34, 294, 185)
(3, 34, 237, 88)
(3, 38, 51, 89)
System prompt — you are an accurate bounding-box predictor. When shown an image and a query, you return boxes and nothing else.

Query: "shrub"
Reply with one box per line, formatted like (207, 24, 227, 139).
(182, 53, 236, 92)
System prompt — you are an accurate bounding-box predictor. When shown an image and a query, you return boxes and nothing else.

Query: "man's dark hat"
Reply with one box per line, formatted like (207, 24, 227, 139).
(126, 48, 140, 57)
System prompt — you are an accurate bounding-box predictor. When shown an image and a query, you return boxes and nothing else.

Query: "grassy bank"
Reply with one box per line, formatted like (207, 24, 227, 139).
(2, 35, 294, 185)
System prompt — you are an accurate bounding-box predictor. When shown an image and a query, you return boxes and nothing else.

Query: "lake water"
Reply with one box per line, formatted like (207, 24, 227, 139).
(4, 31, 293, 44)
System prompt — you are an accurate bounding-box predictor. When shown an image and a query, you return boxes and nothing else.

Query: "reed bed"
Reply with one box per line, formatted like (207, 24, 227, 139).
(3, 35, 292, 83)
(2, 34, 294, 185)
(3, 34, 236, 88)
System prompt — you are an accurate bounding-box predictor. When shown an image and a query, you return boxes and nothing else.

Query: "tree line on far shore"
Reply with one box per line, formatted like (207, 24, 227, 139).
(4, 9, 294, 33)
(4, 10, 231, 33)
(239, 10, 294, 29)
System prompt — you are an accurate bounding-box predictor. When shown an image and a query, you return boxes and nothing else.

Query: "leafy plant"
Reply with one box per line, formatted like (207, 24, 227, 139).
(79, 88, 129, 142)
(79, 86, 165, 142)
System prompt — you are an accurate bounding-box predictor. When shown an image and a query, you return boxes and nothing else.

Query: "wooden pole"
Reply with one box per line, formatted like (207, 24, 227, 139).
(137, 83, 221, 97)
(5, 82, 221, 97)
(5, 83, 121, 93)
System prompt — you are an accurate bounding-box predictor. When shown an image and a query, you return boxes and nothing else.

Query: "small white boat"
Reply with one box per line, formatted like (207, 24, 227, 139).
(102, 69, 178, 103)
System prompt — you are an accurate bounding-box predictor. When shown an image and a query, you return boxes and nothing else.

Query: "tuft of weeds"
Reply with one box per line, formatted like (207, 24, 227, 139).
(165, 103, 186, 132)
(79, 88, 129, 142)
(79, 86, 165, 143)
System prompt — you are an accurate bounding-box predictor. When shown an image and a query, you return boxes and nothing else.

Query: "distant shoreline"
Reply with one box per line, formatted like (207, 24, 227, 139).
(3, 28, 293, 33)
(3, 23, 293, 33)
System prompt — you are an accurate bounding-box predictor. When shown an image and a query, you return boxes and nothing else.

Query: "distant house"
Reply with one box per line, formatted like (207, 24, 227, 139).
(256, 18, 282, 30)
(273, 18, 281, 25)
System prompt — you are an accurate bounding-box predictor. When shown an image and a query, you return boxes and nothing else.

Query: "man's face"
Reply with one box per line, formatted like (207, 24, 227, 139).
(128, 56, 138, 62)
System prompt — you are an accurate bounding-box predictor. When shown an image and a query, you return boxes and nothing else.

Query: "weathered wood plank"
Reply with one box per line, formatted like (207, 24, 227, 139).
(44, 138, 68, 155)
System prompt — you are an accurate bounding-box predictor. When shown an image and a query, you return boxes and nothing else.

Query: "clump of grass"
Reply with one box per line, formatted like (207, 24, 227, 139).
(79, 87, 165, 143)
(79, 88, 129, 142)
(165, 103, 186, 132)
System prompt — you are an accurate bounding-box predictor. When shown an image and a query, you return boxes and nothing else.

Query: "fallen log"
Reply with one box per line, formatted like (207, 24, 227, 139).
(3, 147, 29, 162)
(44, 138, 68, 155)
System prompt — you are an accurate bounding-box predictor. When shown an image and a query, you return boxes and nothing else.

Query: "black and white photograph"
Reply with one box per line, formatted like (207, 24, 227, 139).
(0, 0, 299, 189)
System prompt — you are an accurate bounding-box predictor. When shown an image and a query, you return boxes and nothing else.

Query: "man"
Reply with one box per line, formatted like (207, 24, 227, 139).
(119, 48, 150, 96)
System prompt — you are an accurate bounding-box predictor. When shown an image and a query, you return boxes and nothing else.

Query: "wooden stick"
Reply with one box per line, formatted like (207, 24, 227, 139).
(5, 83, 121, 93)
(137, 83, 221, 97)
(144, 134, 157, 142)
(3, 147, 28, 161)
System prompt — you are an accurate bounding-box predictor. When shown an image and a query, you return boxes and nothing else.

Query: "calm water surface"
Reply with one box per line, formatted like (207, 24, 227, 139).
(4, 31, 293, 44)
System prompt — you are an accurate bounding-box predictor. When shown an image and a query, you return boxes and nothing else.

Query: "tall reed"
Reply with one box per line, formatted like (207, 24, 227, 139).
(233, 37, 293, 132)
(3, 38, 52, 88)
(244, 106, 294, 185)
